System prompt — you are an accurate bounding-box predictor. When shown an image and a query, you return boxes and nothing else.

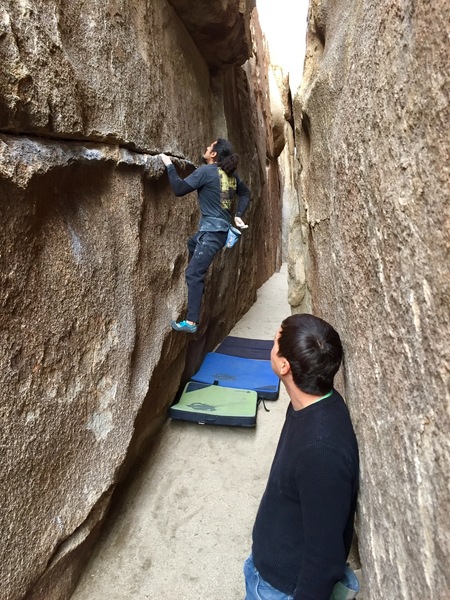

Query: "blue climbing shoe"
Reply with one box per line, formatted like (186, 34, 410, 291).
(171, 320, 198, 333)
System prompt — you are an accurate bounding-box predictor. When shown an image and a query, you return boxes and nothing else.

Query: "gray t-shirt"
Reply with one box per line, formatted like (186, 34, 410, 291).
(166, 163, 250, 232)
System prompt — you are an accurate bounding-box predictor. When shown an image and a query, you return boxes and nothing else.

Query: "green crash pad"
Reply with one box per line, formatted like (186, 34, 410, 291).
(170, 381, 258, 427)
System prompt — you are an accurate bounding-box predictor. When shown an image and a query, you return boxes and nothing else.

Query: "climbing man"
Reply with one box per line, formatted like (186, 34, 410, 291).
(160, 138, 250, 333)
(244, 313, 360, 600)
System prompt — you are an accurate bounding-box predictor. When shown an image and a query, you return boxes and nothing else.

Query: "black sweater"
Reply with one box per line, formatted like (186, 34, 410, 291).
(252, 390, 359, 599)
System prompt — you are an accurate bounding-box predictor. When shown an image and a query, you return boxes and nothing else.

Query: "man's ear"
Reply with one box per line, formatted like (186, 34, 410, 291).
(280, 359, 291, 376)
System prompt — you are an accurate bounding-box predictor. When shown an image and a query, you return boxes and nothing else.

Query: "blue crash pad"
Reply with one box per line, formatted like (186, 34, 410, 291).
(191, 352, 280, 400)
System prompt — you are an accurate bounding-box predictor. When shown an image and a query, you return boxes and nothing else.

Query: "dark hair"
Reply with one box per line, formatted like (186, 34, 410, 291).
(278, 313, 343, 395)
(214, 138, 239, 175)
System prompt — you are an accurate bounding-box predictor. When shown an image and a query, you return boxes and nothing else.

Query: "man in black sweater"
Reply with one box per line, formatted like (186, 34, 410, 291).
(245, 314, 359, 600)
(160, 139, 250, 334)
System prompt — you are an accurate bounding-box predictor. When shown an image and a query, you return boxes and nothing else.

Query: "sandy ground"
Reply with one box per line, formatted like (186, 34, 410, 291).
(71, 264, 364, 600)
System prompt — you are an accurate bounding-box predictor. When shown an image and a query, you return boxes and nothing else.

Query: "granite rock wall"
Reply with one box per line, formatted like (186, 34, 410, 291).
(0, 2, 281, 599)
(291, 0, 450, 597)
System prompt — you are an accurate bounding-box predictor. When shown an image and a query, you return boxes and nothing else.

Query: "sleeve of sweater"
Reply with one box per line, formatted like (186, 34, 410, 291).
(293, 443, 353, 600)
(166, 164, 195, 196)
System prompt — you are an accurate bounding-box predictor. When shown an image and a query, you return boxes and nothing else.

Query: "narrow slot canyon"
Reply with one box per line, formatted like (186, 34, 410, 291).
(0, 1, 448, 599)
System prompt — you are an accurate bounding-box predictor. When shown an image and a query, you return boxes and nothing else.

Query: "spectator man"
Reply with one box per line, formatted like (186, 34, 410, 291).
(245, 313, 360, 600)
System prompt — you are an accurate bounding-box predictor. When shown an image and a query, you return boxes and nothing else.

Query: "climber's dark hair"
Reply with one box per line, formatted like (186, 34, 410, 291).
(214, 138, 239, 175)
(277, 313, 343, 395)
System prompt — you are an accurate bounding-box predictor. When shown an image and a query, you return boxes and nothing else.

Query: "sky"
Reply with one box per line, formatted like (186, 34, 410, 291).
(256, 0, 309, 93)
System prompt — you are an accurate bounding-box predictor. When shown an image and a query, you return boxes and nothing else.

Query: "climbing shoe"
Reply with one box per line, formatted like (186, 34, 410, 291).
(171, 320, 198, 333)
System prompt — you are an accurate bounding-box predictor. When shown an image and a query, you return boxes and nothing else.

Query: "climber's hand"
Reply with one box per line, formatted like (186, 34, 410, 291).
(160, 153, 172, 166)
(234, 216, 248, 229)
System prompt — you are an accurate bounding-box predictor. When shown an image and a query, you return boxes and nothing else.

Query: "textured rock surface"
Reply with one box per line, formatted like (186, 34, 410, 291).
(167, 0, 255, 69)
(292, 0, 449, 597)
(0, 2, 280, 599)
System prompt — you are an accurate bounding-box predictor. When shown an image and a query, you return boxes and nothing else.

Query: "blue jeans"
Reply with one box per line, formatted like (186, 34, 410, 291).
(244, 555, 359, 600)
(185, 230, 227, 322)
(244, 555, 294, 600)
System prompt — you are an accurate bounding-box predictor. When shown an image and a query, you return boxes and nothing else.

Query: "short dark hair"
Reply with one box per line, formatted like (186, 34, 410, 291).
(278, 313, 343, 395)
(214, 138, 239, 175)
